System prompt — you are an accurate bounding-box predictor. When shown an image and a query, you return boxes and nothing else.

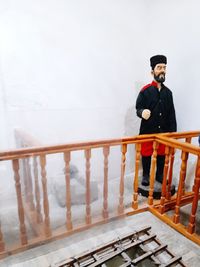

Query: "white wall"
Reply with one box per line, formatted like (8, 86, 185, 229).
(0, 0, 200, 150)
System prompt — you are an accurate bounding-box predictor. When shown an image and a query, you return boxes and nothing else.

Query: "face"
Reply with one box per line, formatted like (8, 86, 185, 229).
(152, 63, 166, 83)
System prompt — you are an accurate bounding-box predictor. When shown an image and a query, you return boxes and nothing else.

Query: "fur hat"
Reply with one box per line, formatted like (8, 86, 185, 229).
(150, 55, 167, 70)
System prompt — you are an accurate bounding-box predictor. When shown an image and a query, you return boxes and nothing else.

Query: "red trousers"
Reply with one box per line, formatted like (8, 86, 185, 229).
(141, 141, 165, 156)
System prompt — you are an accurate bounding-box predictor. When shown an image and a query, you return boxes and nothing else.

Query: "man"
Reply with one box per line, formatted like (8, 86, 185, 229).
(136, 55, 177, 186)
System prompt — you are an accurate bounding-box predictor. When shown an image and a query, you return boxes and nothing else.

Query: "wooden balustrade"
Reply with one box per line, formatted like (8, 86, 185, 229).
(0, 130, 199, 258)
(147, 134, 200, 246)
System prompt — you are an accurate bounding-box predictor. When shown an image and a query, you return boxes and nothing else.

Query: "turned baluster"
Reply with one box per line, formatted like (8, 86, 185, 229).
(118, 144, 127, 214)
(12, 159, 28, 245)
(22, 158, 29, 202)
(181, 138, 191, 195)
(33, 157, 43, 223)
(40, 155, 51, 237)
(26, 157, 35, 211)
(85, 149, 91, 224)
(132, 143, 141, 210)
(187, 156, 200, 234)
(185, 137, 192, 144)
(173, 151, 187, 224)
(159, 146, 170, 214)
(192, 157, 199, 192)
(182, 151, 189, 195)
(166, 147, 175, 200)
(102, 146, 110, 219)
(64, 151, 73, 230)
(0, 222, 5, 252)
(148, 141, 158, 205)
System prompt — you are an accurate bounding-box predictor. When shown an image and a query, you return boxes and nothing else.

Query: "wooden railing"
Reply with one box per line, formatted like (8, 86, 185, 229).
(0, 130, 199, 258)
(147, 134, 200, 245)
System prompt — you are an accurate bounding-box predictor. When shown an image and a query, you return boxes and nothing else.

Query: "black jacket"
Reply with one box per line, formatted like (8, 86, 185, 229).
(136, 81, 177, 134)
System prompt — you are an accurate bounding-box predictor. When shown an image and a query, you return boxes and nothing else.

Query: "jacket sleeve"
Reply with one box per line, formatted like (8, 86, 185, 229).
(136, 91, 145, 118)
(168, 94, 177, 132)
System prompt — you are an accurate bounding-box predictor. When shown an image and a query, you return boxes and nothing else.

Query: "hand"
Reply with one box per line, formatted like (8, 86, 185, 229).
(142, 109, 151, 120)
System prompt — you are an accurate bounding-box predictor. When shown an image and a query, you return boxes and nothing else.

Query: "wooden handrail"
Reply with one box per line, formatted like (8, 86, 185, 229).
(162, 130, 200, 139)
(156, 135, 200, 155)
(1, 131, 200, 161)
(0, 137, 154, 161)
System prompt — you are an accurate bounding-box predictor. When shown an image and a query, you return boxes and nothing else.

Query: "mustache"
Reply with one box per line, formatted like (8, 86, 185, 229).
(158, 72, 165, 76)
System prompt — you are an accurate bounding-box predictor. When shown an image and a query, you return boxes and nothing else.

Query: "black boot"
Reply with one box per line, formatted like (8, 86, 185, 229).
(141, 156, 151, 186)
(156, 155, 165, 183)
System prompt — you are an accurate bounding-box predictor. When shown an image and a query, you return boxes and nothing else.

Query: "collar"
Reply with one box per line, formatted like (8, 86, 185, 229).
(151, 80, 164, 91)
(151, 81, 159, 88)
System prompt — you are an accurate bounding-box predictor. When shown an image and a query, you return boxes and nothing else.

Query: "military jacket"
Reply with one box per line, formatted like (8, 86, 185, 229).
(136, 81, 177, 135)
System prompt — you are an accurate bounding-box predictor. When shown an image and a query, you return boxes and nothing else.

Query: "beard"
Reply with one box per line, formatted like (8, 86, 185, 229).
(154, 72, 165, 83)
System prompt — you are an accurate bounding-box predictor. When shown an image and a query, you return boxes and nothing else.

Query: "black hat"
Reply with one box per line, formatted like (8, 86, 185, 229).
(150, 55, 167, 70)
